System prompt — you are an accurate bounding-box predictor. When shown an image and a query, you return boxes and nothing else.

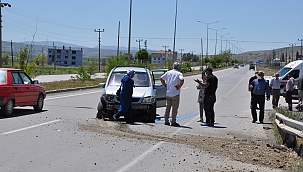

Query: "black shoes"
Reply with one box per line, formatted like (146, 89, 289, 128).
(171, 122, 181, 127)
(252, 120, 256, 123)
(164, 122, 170, 125)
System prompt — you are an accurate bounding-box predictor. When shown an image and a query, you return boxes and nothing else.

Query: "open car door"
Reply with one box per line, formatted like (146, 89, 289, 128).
(151, 69, 167, 108)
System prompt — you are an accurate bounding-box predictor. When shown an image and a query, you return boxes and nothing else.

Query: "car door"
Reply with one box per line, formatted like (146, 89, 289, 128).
(11, 72, 26, 105)
(20, 72, 38, 105)
(151, 69, 167, 107)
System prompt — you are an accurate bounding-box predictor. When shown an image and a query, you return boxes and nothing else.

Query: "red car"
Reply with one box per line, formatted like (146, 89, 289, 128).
(0, 68, 46, 116)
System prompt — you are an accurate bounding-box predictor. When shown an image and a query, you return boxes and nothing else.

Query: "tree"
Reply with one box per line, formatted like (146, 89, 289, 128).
(2, 53, 9, 65)
(105, 55, 127, 75)
(296, 51, 300, 60)
(17, 46, 36, 77)
(135, 49, 149, 63)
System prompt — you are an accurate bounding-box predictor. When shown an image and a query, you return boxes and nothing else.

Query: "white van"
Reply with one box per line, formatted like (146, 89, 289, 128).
(267, 60, 303, 99)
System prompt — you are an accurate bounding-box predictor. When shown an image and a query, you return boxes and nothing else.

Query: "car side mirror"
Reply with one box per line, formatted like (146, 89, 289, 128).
(32, 80, 39, 84)
(98, 83, 105, 88)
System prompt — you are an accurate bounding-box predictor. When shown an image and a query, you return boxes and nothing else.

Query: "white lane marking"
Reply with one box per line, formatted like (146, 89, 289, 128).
(182, 87, 189, 89)
(116, 115, 196, 172)
(46, 90, 102, 100)
(0, 119, 60, 136)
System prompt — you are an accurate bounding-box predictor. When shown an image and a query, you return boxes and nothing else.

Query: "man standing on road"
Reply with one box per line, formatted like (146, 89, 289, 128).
(195, 67, 218, 127)
(249, 71, 270, 124)
(160, 62, 184, 127)
(249, 71, 259, 111)
(296, 74, 303, 110)
(285, 73, 294, 111)
(270, 73, 281, 109)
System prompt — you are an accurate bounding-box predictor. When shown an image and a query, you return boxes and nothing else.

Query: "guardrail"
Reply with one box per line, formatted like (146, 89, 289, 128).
(275, 112, 303, 138)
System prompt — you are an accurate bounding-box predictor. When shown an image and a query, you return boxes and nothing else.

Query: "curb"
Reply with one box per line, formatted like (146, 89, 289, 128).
(46, 86, 99, 94)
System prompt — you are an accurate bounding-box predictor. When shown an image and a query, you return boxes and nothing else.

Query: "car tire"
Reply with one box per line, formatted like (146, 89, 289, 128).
(147, 103, 156, 123)
(33, 94, 44, 111)
(2, 99, 14, 117)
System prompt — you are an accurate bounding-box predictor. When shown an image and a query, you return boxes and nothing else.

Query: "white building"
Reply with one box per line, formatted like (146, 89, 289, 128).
(151, 50, 178, 64)
(47, 46, 83, 66)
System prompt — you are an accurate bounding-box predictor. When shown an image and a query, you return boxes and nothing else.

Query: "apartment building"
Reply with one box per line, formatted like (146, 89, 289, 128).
(47, 46, 83, 66)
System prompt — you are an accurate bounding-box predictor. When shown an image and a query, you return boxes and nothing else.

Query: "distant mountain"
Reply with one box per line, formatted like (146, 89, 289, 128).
(4, 41, 141, 58)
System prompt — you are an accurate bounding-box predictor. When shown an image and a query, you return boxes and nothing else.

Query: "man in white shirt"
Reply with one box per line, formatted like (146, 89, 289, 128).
(270, 73, 281, 109)
(160, 62, 184, 127)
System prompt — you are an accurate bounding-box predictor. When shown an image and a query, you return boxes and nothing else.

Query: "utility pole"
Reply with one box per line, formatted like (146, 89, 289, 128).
(144, 40, 147, 50)
(163, 45, 169, 68)
(290, 44, 296, 62)
(0, 1, 11, 67)
(299, 39, 303, 59)
(94, 28, 104, 72)
(200, 38, 203, 69)
(10, 40, 13, 66)
(179, 48, 184, 62)
(127, 0, 132, 63)
(53, 42, 56, 70)
(136, 39, 143, 50)
(117, 21, 120, 57)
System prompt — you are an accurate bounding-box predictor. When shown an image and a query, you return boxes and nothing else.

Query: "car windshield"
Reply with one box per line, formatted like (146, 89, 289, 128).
(0, 70, 6, 83)
(108, 71, 150, 87)
(275, 67, 291, 77)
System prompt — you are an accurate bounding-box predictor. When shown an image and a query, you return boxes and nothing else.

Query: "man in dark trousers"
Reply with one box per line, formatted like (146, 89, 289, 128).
(195, 67, 218, 127)
(249, 71, 259, 111)
(249, 71, 270, 124)
(296, 74, 303, 110)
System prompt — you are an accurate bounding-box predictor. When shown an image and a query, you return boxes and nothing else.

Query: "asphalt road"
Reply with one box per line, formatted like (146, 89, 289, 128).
(0, 66, 289, 172)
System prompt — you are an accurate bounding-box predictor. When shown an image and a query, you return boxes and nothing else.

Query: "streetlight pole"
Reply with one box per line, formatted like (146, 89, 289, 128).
(94, 29, 104, 72)
(198, 20, 218, 58)
(220, 33, 229, 52)
(209, 27, 225, 56)
(172, 0, 178, 61)
(0, 1, 11, 67)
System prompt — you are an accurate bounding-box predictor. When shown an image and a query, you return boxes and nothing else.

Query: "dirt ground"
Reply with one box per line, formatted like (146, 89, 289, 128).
(80, 117, 302, 172)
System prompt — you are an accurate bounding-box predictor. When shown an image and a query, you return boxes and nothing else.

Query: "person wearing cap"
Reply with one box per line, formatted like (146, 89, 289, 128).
(270, 73, 281, 109)
(249, 71, 270, 123)
(160, 62, 184, 127)
(195, 67, 218, 127)
(113, 70, 135, 124)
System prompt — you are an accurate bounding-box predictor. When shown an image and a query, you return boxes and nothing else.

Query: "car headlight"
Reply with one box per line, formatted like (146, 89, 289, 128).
(103, 94, 115, 102)
(141, 96, 155, 104)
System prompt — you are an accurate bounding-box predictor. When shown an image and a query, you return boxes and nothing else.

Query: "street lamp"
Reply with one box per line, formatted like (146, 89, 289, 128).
(127, 0, 132, 64)
(208, 27, 225, 56)
(225, 37, 233, 51)
(220, 33, 229, 52)
(198, 20, 218, 57)
(0, 1, 11, 67)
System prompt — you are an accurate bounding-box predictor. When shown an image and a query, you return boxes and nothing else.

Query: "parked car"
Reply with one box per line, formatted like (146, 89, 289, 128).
(96, 66, 167, 123)
(0, 68, 46, 116)
(233, 64, 239, 69)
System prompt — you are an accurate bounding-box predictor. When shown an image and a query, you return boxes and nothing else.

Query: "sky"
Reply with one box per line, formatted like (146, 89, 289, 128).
(2, 0, 303, 56)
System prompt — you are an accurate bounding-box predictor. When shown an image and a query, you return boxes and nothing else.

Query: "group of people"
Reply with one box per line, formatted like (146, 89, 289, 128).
(113, 61, 219, 127)
(248, 70, 295, 124)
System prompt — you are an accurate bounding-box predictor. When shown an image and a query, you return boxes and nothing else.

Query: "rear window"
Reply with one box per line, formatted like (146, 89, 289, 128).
(0, 70, 6, 83)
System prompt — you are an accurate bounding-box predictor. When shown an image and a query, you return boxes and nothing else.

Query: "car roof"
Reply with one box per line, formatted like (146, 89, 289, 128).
(113, 66, 148, 73)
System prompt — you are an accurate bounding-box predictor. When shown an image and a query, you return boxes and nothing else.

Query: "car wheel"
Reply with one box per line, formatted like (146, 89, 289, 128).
(2, 99, 14, 117)
(147, 103, 156, 123)
(33, 94, 44, 111)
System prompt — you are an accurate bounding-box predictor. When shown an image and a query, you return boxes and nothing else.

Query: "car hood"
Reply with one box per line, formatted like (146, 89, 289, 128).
(105, 86, 154, 97)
